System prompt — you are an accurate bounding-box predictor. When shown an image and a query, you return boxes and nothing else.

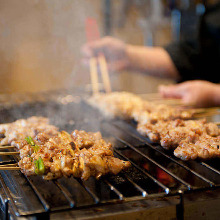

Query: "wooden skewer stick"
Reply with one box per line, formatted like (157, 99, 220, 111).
(90, 57, 99, 95)
(98, 54, 112, 93)
(0, 163, 18, 167)
(193, 111, 220, 118)
(0, 152, 19, 155)
(152, 99, 183, 105)
(0, 146, 15, 149)
(0, 166, 20, 170)
(140, 93, 161, 98)
(194, 108, 219, 114)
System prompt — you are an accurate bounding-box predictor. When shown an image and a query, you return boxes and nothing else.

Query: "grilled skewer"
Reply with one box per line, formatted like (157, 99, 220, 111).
(88, 92, 196, 122)
(0, 119, 131, 180)
(17, 131, 130, 180)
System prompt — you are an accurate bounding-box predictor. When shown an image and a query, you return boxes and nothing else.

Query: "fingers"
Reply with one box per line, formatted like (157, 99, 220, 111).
(81, 36, 115, 58)
(81, 44, 93, 58)
(158, 84, 183, 99)
(81, 57, 127, 71)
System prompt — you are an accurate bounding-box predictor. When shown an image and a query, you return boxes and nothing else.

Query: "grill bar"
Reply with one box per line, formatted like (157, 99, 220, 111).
(24, 176, 50, 212)
(116, 138, 192, 189)
(114, 150, 170, 193)
(122, 173, 148, 197)
(77, 180, 100, 204)
(200, 162, 220, 175)
(0, 173, 20, 216)
(104, 179, 124, 200)
(54, 180, 75, 208)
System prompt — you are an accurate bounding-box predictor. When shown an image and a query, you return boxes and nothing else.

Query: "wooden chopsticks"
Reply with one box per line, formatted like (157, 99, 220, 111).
(89, 57, 99, 94)
(86, 17, 112, 95)
(99, 54, 112, 93)
(89, 55, 112, 94)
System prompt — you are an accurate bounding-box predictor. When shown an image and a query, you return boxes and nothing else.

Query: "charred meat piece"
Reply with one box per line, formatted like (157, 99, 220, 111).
(0, 117, 59, 146)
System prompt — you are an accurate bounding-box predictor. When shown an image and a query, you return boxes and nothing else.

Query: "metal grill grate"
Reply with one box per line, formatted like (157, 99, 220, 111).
(0, 91, 219, 219)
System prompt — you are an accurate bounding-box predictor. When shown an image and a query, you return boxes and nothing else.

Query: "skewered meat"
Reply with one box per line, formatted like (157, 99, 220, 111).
(87, 92, 194, 122)
(174, 135, 220, 160)
(87, 92, 220, 161)
(0, 117, 59, 146)
(137, 119, 220, 150)
(18, 131, 130, 180)
(132, 104, 194, 124)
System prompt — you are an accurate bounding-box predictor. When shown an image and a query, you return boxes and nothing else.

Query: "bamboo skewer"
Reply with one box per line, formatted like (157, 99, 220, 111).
(0, 162, 19, 170)
(193, 112, 220, 118)
(90, 55, 112, 95)
(0, 146, 15, 149)
(98, 54, 112, 93)
(0, 166, 20, 170)
(0, 151, 19, 155)
(0, 163, 18, 167)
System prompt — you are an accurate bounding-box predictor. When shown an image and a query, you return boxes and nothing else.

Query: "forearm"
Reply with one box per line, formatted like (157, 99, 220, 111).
(126, 45, 180, 80)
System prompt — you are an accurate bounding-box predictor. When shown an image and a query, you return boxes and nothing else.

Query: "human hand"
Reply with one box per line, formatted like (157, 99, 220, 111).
(81, 36, 129, 71)
(158, 80, 220, 108)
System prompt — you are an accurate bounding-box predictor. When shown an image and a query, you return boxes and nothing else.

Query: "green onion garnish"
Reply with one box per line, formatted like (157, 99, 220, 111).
(25, 136, 35, 146)
(34, 157, 45, 175)
(33, 145, 40, 153)
(25, 136, 40, 153)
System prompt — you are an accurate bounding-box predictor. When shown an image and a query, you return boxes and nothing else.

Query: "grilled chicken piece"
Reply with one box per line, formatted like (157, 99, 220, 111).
(174, 135, 220, 160)
(137, 119, 220, 150)
(19, 131, 130, 180)
(71, 130, 102, 149)
(0, 117, 59, 146)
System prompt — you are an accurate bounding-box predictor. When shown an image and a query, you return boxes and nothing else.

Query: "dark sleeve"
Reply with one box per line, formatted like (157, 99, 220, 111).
(164, 3, 220, 83)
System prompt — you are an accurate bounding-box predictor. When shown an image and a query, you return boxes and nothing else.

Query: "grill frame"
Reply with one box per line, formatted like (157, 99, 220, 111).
(0, 90, 219, 219)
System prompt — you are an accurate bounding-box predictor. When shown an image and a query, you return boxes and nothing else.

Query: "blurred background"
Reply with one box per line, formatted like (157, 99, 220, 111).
(0, 0, 218, 94)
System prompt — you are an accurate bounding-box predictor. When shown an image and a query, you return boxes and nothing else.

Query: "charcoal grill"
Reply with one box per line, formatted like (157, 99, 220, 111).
(0, 89, 220, 220)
